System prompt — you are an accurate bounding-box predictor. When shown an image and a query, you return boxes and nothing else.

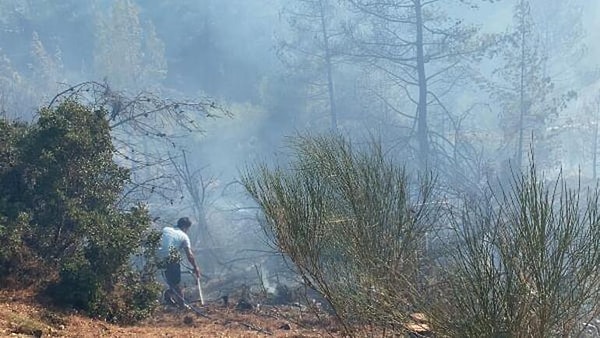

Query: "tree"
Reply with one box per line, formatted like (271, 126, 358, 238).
(486, 0, 573, 172)
(0, 30, 65, 118)
(0, 0, 94, 117)
(30, 31, 65, 103)
(591, 95, 600, 179)
(0, 54, 33, 118)
(0, 100, 161, 323)
(345, 0, 493, 169)
(278, 0, 344, 130)
(169, 150, 216, 256)
(47, 80, 229, 207)
(564, 88, 600, 179)
(94, 0, 167, 91)
(531, 0, 587, 89)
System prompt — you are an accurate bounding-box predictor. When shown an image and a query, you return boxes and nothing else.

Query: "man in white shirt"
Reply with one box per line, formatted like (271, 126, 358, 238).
(158, 217, 200, 306)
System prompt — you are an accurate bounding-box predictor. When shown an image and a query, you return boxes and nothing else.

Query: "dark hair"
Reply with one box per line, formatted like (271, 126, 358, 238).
(177, 217, 192, 229)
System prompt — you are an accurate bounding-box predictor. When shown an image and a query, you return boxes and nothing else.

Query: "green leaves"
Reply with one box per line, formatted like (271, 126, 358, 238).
(0, 100, 159, 323)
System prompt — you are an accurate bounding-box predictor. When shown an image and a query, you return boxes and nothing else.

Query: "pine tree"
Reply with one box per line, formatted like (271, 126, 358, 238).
(93, 0, 166, 90)
(278, 0, 343, 131)
(345, 0, 493, 169)
(489, 0, 557, 171)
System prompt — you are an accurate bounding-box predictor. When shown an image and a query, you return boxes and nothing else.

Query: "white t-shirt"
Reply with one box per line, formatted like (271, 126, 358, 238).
(157, 226, 191, 260)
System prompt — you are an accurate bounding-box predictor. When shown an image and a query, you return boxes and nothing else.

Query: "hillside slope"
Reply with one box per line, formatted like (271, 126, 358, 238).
(0, 290, 339, 337)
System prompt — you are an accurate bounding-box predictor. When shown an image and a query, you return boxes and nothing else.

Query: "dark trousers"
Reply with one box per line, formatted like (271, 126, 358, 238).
(165, 262, 181, 288)
(164, 262, 185, 306)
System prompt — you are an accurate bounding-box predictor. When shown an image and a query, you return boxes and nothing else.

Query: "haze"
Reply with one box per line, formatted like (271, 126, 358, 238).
(1, 0, 598, 285)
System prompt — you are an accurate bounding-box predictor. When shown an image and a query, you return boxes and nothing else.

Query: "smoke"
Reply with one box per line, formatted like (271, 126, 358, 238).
(2, 0, 600, 296)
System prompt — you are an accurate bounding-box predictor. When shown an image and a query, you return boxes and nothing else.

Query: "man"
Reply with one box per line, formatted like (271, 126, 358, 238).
(157, 217, 200, 307)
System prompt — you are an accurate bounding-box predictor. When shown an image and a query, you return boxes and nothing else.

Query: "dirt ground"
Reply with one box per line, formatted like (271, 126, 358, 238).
(0, 289, 341, 337)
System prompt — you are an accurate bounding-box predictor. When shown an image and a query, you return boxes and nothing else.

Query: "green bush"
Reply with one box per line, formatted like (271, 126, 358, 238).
(0, 120, 32, 281)
(242, 134, 440, 333)
(0, 100, 160, 323)
(243, 134, 600, 336)
(47, 254, 161, 324)
(48, 257, 100, 310)
(0, 212, 40, 283)
(89, 269, 162, 325)
(431, 163, 600, 337)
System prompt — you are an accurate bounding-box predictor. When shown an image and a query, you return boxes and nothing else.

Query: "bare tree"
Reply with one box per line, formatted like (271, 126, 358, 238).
(344, 0, 494, 169)
(278, 0, 345, 130)
(169, 150, 215, 245)
(47, 81, 229, 207)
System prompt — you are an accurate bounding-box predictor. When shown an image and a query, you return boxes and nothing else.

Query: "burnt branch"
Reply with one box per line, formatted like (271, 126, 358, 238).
(47, 81, 230, 207)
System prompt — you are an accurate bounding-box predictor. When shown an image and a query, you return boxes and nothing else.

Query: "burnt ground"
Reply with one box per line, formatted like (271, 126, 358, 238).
(0, 289, 342, 337)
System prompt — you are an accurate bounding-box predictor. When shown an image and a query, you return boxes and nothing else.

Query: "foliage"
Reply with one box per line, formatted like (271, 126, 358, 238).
(242, 134, 440, 334)
(0, 54, 35, 117)
(0, 120, 35, 280)
(243, 134, 600, 336)
(278, 0, 343, 130)
(485, 0, 577, 172)
(430, 160, 600, 337)
(30, 31, 65, 99)
(94, 0, 167, 90)
(345, 0, 495, 168)
(0, 100, 160, 323)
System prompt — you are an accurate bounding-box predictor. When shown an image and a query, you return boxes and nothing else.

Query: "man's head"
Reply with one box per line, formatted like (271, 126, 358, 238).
(177, 217, 192, 231)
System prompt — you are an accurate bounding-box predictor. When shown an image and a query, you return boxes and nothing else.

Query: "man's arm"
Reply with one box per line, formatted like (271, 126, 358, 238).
(184, 246, 200, 278)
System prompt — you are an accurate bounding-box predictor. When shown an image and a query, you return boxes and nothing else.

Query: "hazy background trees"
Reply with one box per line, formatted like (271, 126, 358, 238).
(1, 0, 596, 177)
(94, 0, 167, 91)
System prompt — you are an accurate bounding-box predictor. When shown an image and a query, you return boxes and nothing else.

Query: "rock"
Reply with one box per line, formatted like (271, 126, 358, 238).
(405, 312, 432, 337)
(410, 312, 428, 323)
(235, 299, 253, 311)
(183, 316, 194, 326)
(278, 323, 291, 330)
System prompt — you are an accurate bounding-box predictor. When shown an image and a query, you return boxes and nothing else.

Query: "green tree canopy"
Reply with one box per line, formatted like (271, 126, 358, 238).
(0, 100, 160, 324)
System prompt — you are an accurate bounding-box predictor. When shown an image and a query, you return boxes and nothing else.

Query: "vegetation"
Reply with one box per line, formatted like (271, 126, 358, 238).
(242, 134, 440, 333)
(0, 100, 161, 324)
(243, 134, 600, 336)
(0, 0, 599, 335)
(433, 162, 600, 336)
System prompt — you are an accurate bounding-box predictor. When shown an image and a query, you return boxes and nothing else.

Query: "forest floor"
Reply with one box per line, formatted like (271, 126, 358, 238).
(0, 289, 342, 337)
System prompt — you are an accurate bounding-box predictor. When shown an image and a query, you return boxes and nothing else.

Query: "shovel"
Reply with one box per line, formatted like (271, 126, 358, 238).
(196, 276, 205, 305)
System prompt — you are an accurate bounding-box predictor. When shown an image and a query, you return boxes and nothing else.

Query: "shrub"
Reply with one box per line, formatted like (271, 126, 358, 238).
(432, 162, 600, 337)
(242, 133, 600, 336)
(242, 134, 440, 334)
(0, 100, 161, 323)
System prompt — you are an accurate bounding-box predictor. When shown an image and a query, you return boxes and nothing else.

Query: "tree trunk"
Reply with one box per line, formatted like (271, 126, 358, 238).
(593, 99, 599, 179)
(319, 0, 338, 131)
(517, 0, 527, 171)
(415, 0, 429, 169)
